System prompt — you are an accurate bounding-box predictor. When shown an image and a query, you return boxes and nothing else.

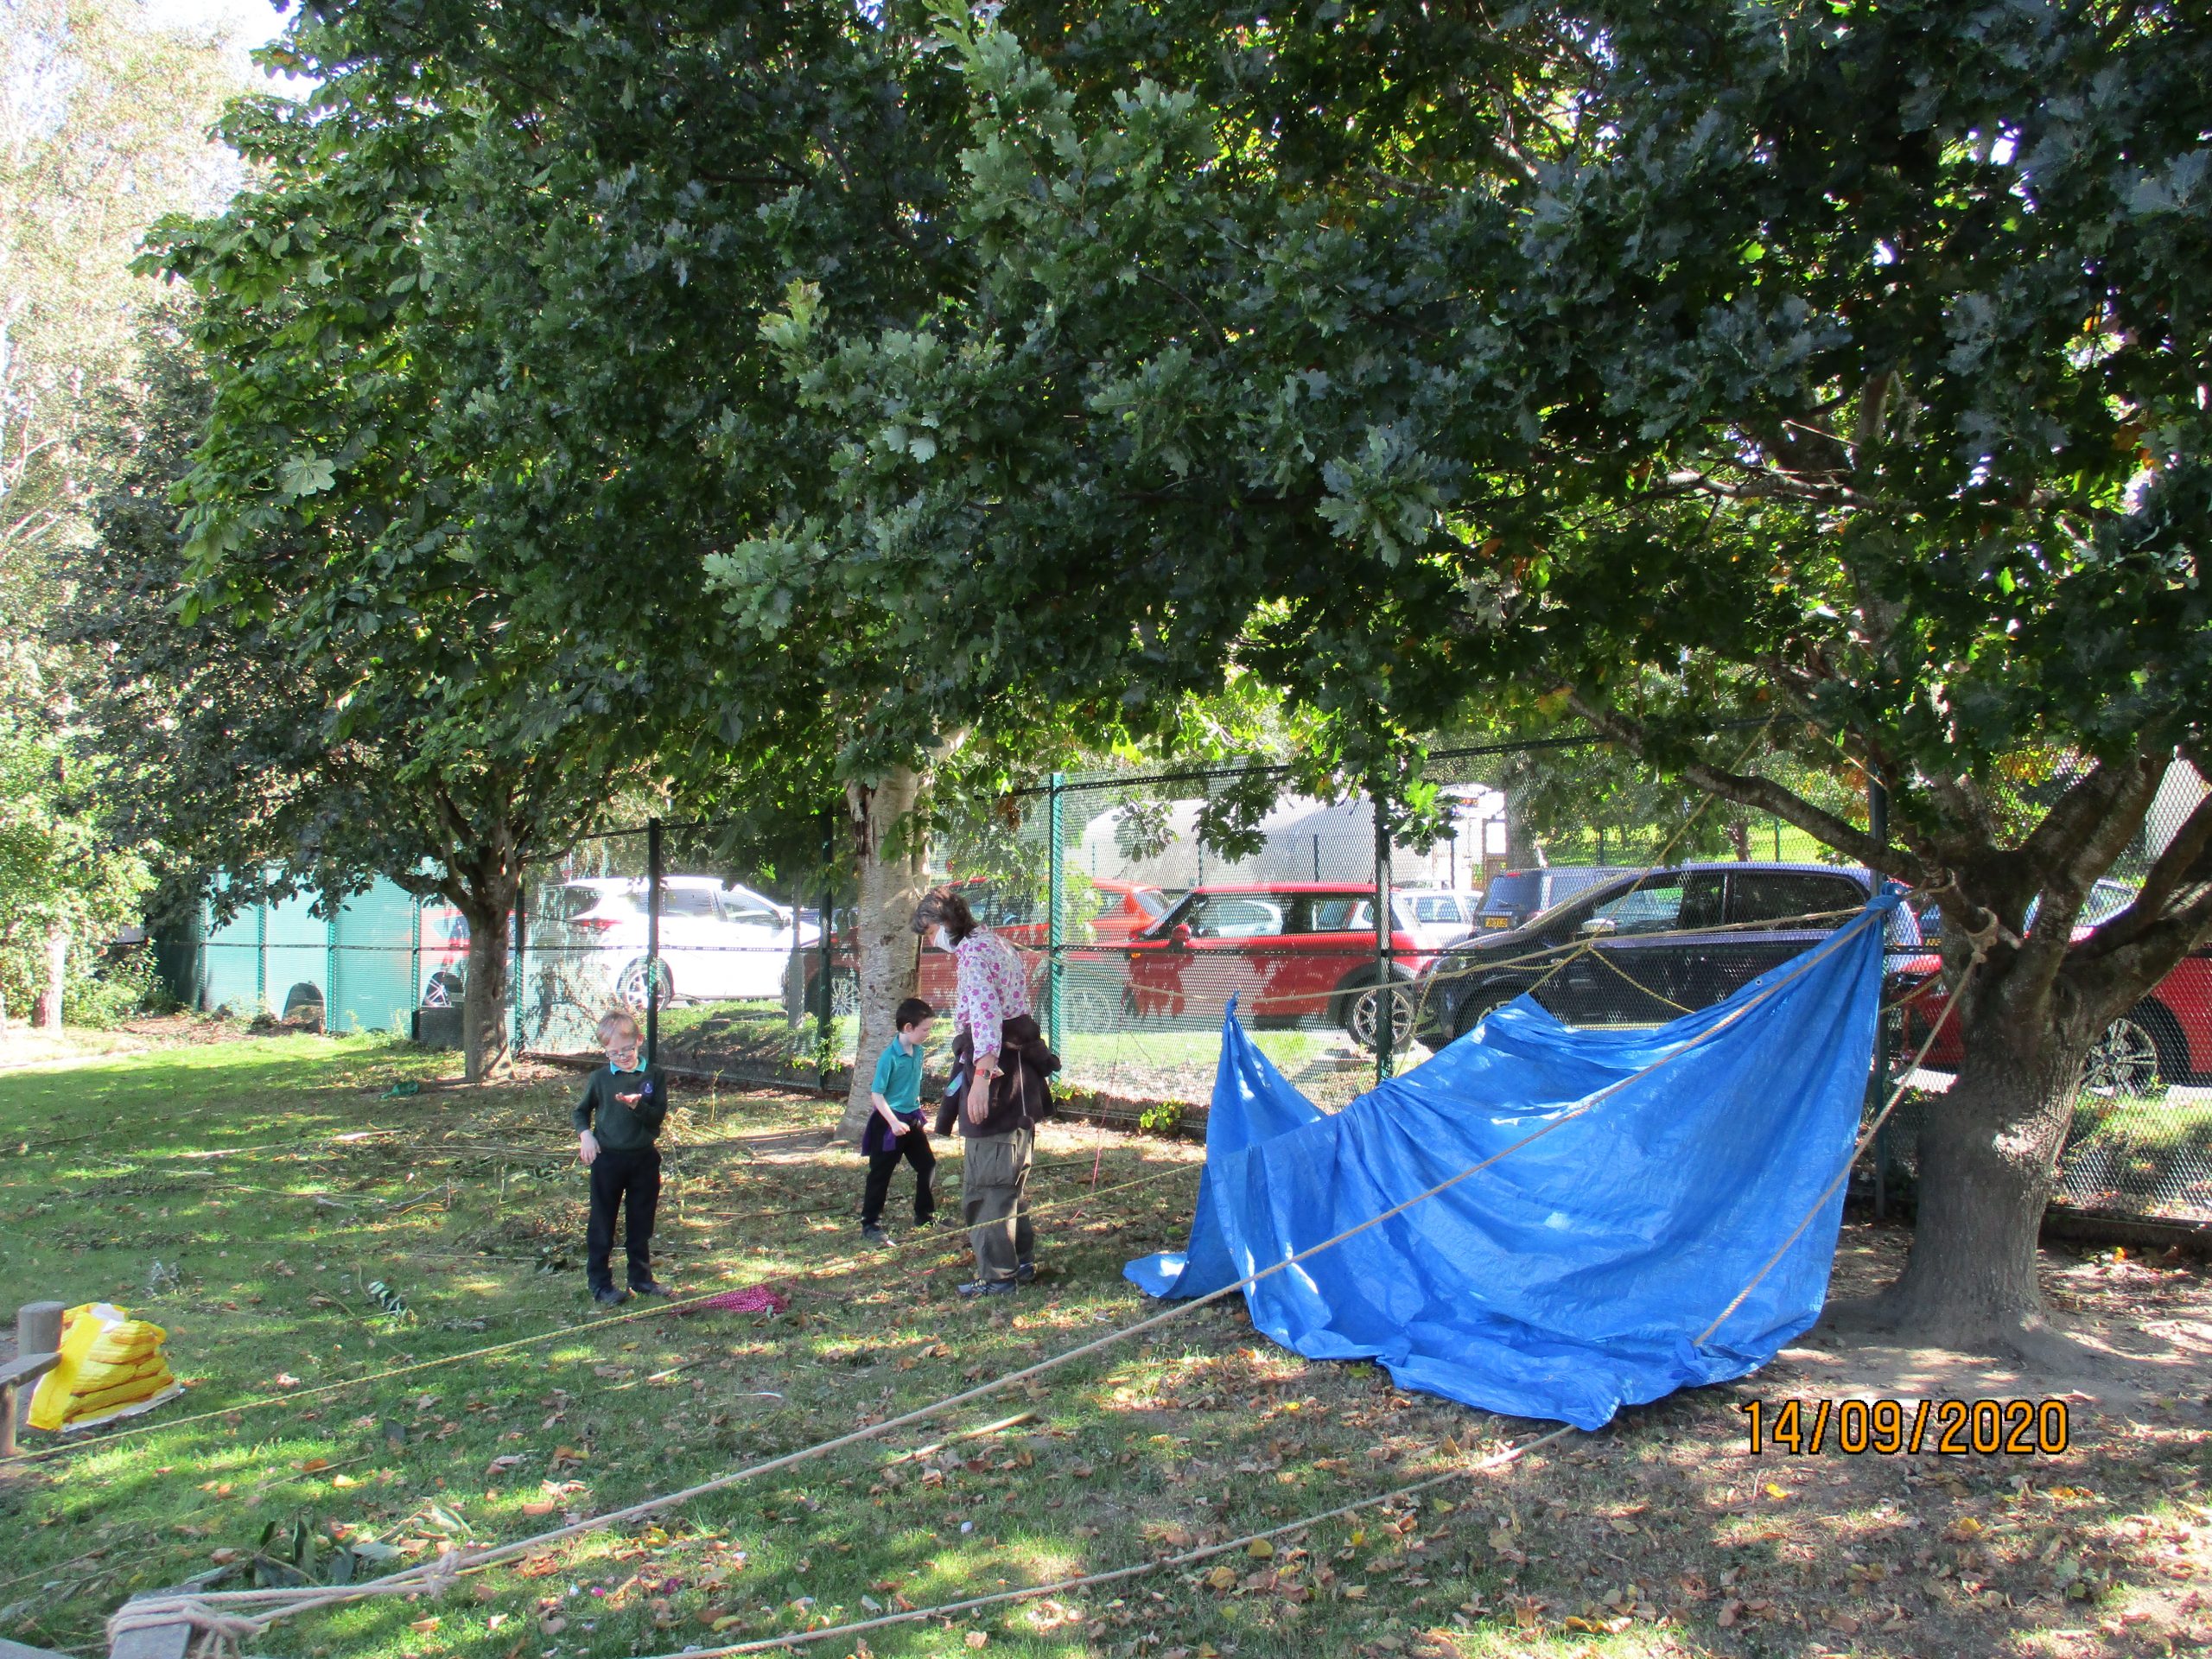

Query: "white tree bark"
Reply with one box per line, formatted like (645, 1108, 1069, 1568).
(835, 765, 930, 1144)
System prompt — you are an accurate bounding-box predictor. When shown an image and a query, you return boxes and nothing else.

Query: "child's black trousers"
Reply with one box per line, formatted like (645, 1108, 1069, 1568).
(861, 1134, 936, 1228)
(587, 1144, 661, 1292)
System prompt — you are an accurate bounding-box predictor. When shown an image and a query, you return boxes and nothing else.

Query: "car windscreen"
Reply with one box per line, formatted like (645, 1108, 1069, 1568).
(1142, 893, 1200, 938)
(1479, 873, 1541, 916)
(1134, 888, 1169, 918)
(1519, 874, 1637, 934)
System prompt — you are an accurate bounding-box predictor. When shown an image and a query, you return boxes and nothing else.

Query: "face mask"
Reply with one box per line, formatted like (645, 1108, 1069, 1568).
(933, 926, 953, 952)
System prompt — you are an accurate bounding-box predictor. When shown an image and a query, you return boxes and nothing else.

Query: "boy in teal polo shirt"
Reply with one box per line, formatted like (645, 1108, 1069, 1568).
(859, 998, 937, 1245)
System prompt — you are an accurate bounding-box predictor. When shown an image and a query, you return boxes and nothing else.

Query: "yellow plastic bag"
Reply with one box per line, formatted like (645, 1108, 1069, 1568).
(28, 1302, 182, 1433)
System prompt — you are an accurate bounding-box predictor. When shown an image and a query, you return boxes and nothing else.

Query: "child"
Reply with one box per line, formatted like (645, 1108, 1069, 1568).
(573, 1009, 671, 1306)
(860, 997, 938, 1245)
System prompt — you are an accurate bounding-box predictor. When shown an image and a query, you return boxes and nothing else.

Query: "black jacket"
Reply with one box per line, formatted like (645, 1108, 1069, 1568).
(572, 1064, 669, 1152)
(935, 1015, 1061, 1138)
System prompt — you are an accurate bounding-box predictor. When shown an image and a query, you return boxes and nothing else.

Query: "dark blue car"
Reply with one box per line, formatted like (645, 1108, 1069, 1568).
(1414, 862, 1923, 1044)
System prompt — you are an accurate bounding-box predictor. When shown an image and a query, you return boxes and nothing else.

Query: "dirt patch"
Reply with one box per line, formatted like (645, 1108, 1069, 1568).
(1777, 1221, 2212, 1410)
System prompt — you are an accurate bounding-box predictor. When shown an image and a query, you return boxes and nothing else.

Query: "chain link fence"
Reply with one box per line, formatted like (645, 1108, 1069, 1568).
(170, 739, 2209, 1230)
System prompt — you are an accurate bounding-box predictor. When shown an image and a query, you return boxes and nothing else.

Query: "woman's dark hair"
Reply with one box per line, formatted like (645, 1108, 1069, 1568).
(937, 889, 978, 944)
(912, 883, 981, 943)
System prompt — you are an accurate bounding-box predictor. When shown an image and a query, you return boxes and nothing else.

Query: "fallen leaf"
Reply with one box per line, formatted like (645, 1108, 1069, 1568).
(1342, 1585, 1368, 1601)
(1205, 1567, 1236, 1592)
(964, 1633, 988, 1649)
(1718, 1599, 1743, 1628)
(537, 1614, 567, 1637)
(409, 1617, 442, 1634)
(296, 1457, 330, 1474)
(1247, 1539, 1274, 1560)
(273, 1372, 302, 1389)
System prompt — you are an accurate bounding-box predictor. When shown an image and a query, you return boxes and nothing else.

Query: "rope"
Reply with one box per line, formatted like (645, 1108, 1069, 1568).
(0, 1147, 1202, 1469)
(121, 906, 1885, 1633)
(1502, 724, 1776, 1011)
(1691, 955, 1973, 1346)
(638, 1426, 1581, 1659)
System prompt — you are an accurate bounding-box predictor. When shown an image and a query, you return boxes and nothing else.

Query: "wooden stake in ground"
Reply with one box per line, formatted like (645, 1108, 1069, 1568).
(0, 1301, 62, 1460)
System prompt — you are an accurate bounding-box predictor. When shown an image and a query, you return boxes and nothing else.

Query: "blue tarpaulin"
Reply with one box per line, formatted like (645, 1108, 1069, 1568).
(1126, 897, 1896, 1430)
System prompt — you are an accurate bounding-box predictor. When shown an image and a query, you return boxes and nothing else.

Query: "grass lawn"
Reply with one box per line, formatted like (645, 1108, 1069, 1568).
(2, 1033, 2209, 1659)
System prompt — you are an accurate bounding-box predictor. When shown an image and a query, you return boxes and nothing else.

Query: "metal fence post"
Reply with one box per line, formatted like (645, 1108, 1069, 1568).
(410, 893, 423, 1042)
(1047, 772, 1065, 1053)
(1375, 790, 1395, 1086)
(511, 878, 527, 1057)
(325, 908, 340, 1035)
(1868, 775, 1891, 1220)
(646, 817, 664, 1066)
(817, 807, 836, 1092)
(254, 896, 266, 1016)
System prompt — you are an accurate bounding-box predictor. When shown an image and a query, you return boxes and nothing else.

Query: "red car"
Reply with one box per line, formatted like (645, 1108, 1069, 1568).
(1122, 882, 1436, 1049)
(1901, 880, 2210, 1093)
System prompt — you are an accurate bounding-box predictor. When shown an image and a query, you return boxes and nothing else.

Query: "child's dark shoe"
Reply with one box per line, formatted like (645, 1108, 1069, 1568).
(956, 1279, 1017, 1298)
(628, 1280, 676, 1298)
(861, 1224, 893, 1247)
(1015, 1262, 1038, 1284)
(592, 1286, 629, 1307)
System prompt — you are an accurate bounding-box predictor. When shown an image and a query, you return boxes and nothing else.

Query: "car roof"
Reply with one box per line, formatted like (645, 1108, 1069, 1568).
(554, 874, 769, 893)
(1180, 882, 1384, 895)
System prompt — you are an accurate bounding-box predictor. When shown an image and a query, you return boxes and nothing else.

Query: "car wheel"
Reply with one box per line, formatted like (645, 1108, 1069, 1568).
(421, 970, 462, 1009)
(2082, 1007, 2177, 1098)
(808, 969, 859, 1020)
(1346, 980, 1416, 1052)
(1453, 988, 1512, 1045)
(616, 958, 673, 1012)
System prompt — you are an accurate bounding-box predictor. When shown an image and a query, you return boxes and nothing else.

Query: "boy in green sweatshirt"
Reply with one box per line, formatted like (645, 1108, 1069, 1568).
(573, 1010, 670, 1306)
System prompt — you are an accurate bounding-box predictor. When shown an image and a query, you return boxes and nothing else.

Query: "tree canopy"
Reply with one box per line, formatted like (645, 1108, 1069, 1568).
(759, 0, 2212, 1343)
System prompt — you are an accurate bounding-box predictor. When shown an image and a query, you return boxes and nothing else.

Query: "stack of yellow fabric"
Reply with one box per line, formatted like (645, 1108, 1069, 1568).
(28, 1302, 183, 1432)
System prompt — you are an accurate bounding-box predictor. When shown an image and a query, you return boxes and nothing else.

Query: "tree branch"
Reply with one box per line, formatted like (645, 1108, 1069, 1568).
(1568, 694, 1924, 882)
(2072, 752, 2212, 964)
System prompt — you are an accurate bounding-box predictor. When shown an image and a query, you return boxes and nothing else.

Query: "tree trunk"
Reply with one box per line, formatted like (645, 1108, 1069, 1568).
(1504, 790, 1541, 868)
(1863, 973, 2087, 1351)
(459, 889, 515, 1084)
(836, 766, 929, 1145)
(33, 921, 67, 1031)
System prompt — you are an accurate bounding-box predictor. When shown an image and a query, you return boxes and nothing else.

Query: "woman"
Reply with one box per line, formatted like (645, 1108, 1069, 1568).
(913, 885, 1058, 1295)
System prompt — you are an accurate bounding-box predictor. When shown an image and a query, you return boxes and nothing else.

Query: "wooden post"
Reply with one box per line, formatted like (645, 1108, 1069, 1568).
(105, 1601, 192, 1659)
(1, 1300, 64, 1460)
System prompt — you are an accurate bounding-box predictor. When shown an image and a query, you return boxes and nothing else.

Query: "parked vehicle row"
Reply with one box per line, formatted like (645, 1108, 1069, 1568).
(1414, 862, 1922, 1045)
(423, 859, 2206, 1092)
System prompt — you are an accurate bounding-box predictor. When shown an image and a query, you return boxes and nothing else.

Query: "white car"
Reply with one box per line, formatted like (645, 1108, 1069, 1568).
(1395, 887, 1485, 951)
(541, 876, 820, 1008)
